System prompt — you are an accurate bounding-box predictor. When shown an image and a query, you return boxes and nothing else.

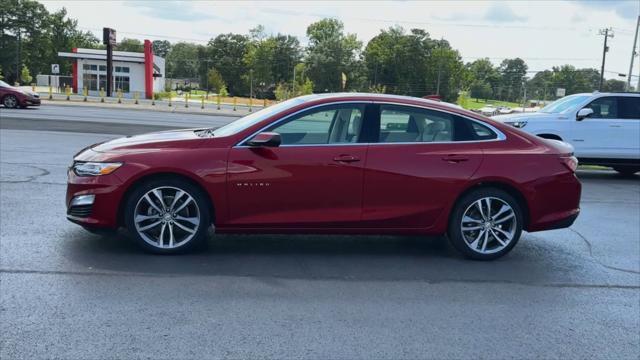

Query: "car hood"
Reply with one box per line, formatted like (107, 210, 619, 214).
(493, 112, 560, 122)
(92, 128, 207, 153)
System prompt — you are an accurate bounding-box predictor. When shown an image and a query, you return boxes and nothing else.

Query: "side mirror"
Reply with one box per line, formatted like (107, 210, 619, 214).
(576, 108, 593, 121)
(246, 132, 281, 147)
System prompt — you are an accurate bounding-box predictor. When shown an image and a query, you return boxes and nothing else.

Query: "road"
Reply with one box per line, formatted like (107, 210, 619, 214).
(1, 107, 639, 359)
(0, 104, 238, 134)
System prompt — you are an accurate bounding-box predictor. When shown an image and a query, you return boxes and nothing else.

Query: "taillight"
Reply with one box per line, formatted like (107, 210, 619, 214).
(560, 155, 578, 172)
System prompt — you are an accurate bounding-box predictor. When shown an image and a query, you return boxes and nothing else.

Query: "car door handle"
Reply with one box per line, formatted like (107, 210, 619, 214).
(442, 155, 469, 163)
(333, 154, 360, 163)
(609, 125, 622, 128)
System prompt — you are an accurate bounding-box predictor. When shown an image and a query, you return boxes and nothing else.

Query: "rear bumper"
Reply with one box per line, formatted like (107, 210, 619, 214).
(526, 172, 582, 232)
(542, 211, 579, 230)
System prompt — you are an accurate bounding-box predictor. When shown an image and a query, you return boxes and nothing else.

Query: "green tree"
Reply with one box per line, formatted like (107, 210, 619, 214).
(274, 82, 290, 101)
(424, 40, 465, 102)
(602, 79, 626, 92)
(497, 58, 528, 102)
(364, 27, 463, 101)
(116, 38, 143, 52)
(465, 58, 500, 92)
(166, 42, 201, 79)
(208, 33, 250, 95)
(20, 64, 31, 84)
(305, 18, 362, 92)
(206, 67, 226, 93)
(469, 80, 492, 101)
(152, 40, 171, 57)
(218, 84, 228, 98)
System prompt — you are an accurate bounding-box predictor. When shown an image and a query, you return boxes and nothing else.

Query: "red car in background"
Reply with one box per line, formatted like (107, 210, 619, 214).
(0, 80, 41, 108)
(66, 93, 581, 260)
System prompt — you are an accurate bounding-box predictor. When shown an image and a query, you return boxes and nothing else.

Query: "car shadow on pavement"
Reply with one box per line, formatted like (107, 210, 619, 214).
(60, 226, 614, 285)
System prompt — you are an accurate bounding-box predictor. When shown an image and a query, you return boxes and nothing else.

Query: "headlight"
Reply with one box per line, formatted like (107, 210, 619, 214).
(505, 120, 528, 128)
(73, 162, 123, 176)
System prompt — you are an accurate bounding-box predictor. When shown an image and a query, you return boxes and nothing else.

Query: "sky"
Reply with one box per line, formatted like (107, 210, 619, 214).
(41, 0, 640, 85)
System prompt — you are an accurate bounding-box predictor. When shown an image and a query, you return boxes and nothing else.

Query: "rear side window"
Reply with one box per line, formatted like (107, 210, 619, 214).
(469, 121, 498, 140)
(618, 97, 640, 120)
(378, 105, 454, 143)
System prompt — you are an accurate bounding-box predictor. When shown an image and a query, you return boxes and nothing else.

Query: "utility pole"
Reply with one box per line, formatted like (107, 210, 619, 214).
(292, 66, 296, 94)
(598, 28, 614, 91)
(627, 16, 640, 91)
(250, 69, 253, 101)
(15, 29, 21, 84)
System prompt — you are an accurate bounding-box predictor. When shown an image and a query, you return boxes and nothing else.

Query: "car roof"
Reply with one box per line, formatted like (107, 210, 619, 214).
(571, 92, 640, 97)
(295, 92, 464, 109)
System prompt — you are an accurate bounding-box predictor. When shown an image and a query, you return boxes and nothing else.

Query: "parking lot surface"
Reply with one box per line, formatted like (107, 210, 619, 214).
(1, 108, 639, 358)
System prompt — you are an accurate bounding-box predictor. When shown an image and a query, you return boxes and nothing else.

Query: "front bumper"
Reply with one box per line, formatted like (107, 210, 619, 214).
(21, 97, 41, 106)
(66, 168, 126, 229)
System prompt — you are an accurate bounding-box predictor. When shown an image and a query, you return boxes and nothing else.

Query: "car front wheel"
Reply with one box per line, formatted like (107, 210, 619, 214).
(448, 188, 523, 260)
(3, 95, 18, 108)
(124, 179, 210, 254)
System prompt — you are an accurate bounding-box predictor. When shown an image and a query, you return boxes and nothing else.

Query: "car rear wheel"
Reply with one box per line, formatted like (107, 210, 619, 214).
(124, 179, 210, 254)
(3, 95, 18, 109)
(613, 166, 640, 176)
(448, 188, 523, 260)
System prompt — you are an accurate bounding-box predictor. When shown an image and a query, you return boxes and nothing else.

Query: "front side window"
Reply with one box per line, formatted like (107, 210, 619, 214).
(267, 104, 365, 145)
(379, 105, 454, 143)
(585, 97, 618, 119)
(618, 97, 640, 120)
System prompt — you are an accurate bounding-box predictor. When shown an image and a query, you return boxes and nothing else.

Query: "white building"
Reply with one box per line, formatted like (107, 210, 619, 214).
(58, 40, 165, 99)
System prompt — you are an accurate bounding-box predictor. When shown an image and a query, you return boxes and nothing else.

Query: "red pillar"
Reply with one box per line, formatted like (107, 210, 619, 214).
(144, 40, 153, 99)
(72, 48, 78, 93)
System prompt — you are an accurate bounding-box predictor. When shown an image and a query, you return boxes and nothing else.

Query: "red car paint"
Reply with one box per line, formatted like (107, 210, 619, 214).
(67, 93, 581, 235)
(0, 80, 41, 108)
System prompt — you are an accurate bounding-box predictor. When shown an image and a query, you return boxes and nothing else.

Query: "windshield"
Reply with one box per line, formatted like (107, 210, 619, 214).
(212, 97, 307, 137)
(539, 94, 590, 114)
(0, 80, 10, 88)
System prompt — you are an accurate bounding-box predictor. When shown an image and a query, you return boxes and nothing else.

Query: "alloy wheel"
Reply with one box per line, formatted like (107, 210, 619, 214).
(133, 186, 201, 249)
(3, 95, 17, 108)
(460, 197, 517, 255)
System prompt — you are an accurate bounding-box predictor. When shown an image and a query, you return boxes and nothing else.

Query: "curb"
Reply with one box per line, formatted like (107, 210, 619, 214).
(40, 99, 248, 118)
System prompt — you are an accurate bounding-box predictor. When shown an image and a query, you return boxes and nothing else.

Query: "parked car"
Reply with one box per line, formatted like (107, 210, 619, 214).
(66, 93, 581, 260)
(494, 92, 640, 175)
(0, 80, 41, 108)
(497, 106, 513, 114)
(478, 104, 498, 116)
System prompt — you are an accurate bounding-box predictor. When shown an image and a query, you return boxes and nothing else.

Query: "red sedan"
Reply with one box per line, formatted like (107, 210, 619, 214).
(0, 80, 41, 108)
(66, 93, 581, 260)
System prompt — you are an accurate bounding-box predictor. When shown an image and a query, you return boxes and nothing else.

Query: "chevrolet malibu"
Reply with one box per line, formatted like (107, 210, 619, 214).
(67, 93, 581, 260)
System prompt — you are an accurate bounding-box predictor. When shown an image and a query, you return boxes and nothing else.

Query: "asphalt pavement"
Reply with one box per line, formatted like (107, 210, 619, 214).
(0, 106, 639, 359)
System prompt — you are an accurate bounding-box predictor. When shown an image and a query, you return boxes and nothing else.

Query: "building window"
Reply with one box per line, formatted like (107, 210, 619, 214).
(82, 64, 98, 71)
(115, 66, 130, 73)
(83, 73, 98, 91)
(115, 76, 130, 93)
(99, 65, 106, 72)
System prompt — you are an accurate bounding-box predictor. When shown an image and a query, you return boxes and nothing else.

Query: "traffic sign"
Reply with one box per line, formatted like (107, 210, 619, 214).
(51, 64, 60, 74)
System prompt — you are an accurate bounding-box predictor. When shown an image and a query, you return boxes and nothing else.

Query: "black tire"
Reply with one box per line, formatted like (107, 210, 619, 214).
(613, 166, 640, 176)
(2, 95, 19, 109)
(124, 177, 211, 254)
(448, 187, 523, 260)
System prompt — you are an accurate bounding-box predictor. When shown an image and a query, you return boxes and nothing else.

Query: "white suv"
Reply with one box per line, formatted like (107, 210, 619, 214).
(494, 92, 640, 175)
